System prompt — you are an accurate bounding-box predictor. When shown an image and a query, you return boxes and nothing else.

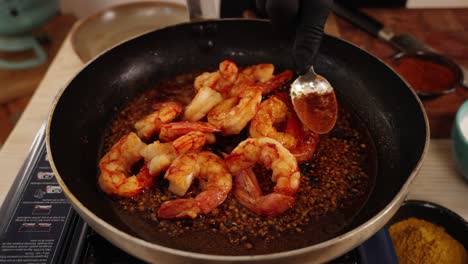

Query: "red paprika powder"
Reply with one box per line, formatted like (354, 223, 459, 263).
(391, 56, 458, 94)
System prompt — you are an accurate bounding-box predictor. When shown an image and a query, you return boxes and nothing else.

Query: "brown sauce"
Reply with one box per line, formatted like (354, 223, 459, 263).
(292, 90, 338, 134)
(101, 71, 376, 255)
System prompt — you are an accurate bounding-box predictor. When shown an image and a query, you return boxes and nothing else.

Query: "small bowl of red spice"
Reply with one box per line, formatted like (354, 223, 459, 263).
(390, 51, 463, 98)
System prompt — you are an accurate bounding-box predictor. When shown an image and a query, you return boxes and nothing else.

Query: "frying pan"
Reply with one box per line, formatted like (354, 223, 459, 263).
(46, 19, 429, 263)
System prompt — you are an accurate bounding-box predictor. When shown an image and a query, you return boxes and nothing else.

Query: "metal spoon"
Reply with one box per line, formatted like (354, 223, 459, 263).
(290, 66, 338, 134)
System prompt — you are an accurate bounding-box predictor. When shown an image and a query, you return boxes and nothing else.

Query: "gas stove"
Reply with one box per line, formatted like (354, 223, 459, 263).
(0, 127, 398, 263)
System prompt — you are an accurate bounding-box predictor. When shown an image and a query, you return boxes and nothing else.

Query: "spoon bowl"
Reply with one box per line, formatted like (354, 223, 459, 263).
(290, 66, 338, 134)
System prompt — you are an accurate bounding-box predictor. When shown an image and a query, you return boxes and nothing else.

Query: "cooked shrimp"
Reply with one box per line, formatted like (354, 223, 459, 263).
(159, 121, 220, 142)
(158, 151, 232, 219)
(98, 133, 153, 197)
(257, 70, 293, 95)
(282, 112, 320, 163)
(289, 132, 320, 163)
(249, 96, 297, 149)
(194, 60, 238, 93)
(140, 140, 177, 177)
(219, 59, 239, 85)
(236, 63, 274, 83)
(194, 72, 219, 91)
(207, 87, 262, 135)
(172, 131, 208, 154)
(134, 101, 183, 140)
(225, 137, 301, 217)
(183, 86, 223, 121)
(140, 131, 207, 176)
(250, 94, 319, 163)
(236, 63, 292, 95)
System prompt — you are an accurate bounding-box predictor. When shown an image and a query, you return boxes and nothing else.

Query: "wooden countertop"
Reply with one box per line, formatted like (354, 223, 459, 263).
(0, 14, 467, 223)
(336, 8, 468, 138)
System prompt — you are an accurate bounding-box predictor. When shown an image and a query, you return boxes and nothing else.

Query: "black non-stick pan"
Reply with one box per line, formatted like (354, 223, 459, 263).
(47, 19, 428, 263)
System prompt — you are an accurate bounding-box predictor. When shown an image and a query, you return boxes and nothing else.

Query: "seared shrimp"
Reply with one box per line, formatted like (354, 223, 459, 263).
(283, 113, 320, 163)
(183, 86, 223, 121)
(225, 137, 301, 217)
(134, 101, 183, 140)
(194, 60, 238, 93)
(250, 94, 319, 163)
(236, 63, 293, 95)
(158, 151, 232, 219)
(236, 63, 274, 83)
(98, 133, 153, 197)
(194, 72, 219, 91)
(249, 96, 297, 149)
(207, 87, 262, 135)
(141, 131, 207, 176)
(172, 130, 208, 154)
(257, 70, 293, 95)
(159, 121, 220, 142)
(185, 61, 238, 121)
(289, 131, 320, 163)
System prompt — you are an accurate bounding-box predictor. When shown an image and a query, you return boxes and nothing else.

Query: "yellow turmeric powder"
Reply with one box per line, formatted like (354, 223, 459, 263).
(389, 218, 468, 264)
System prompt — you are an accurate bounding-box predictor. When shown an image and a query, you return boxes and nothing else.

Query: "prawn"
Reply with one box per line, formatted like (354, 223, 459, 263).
(250, 94, 319, 163)
(236, 64, 293, 95)
(134, 101, 183, 140)
(98, 132, 153, 197)
(284, 113, 320, 163)
(236, 63, 274, 84)
(184, 61, 238, 121)
(249, 96, 297, 149)
(193, 60, 238, 93)
(257, 70, 293, 95)
(207, 87, 262, 135)
(140, 131, 207, 176)
(158, 151, 232, 219)
(159, 121, 220, 143)
(183, 86, 223, 122)
(225, 137, 301, 217)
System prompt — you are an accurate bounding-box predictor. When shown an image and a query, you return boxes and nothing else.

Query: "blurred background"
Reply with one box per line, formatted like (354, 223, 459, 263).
(0, 0, 467, 147)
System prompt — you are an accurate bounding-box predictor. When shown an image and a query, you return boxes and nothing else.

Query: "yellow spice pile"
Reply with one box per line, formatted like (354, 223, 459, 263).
(389, 218, 468, 264)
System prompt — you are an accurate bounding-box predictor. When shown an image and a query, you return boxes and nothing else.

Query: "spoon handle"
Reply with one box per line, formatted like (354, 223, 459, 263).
(300, 66, 318, 82)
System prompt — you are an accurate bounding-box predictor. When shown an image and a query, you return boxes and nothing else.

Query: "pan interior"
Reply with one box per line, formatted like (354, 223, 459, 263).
(48, 20, 427, 255)
(97, 70, 377, 255)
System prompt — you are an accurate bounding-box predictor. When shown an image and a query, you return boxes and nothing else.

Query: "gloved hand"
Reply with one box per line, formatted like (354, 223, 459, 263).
(255, 0, 332, 75)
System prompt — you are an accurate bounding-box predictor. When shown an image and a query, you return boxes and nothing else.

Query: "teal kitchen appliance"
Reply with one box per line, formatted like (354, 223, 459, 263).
(0, 0, 59, 69)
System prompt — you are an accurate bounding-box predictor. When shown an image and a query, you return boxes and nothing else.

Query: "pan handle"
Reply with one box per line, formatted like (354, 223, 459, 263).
(331, 2, 393, 40)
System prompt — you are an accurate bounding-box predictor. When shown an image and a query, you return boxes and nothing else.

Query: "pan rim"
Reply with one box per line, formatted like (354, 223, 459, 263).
(46, 18, 430, 262)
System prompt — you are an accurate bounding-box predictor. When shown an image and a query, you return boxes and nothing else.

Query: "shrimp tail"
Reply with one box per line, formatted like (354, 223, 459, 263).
(159, 121, 221, 142)
(259, 70, 293, 94)
(195, 188, 229, 214)
(232, 170, 263, 210)
(158, 199, 201, 219)
(135, 163, 154, 189)
(233, 170, 295, 217)
(255, 193, 295, 217)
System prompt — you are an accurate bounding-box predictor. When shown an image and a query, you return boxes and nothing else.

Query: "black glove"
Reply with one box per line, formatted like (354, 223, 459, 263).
(256, 0, 332, 75)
